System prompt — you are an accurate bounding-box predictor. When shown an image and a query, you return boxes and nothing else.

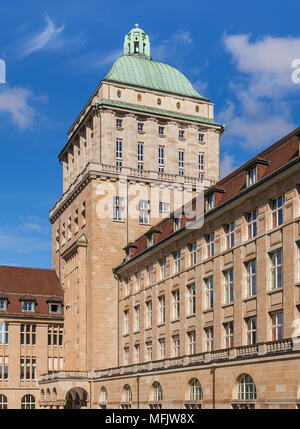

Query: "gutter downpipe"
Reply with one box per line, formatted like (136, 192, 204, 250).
(211, 365, 216, 409)
(113, 269, 120, 368)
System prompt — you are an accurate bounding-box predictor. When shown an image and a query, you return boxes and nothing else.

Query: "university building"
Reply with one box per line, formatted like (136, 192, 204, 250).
(1, 24, 300, 409)
(0, 266, 63, 409)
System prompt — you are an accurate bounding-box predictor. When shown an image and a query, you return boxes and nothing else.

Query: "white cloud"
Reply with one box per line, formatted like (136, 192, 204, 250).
(20, 15, 64, 57)
(224, 33, 300, 98)
(220, 152, 239, 178)
(0, 86, 35, 128)
(218, 33, 299, 150)
(192, 79, 208, 95)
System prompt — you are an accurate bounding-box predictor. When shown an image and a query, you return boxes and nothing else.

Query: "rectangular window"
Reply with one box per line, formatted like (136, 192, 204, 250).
(173, 251, 181, 273)
(225, 222, 235, 249)
(139, 200, 149, 224)
(270, 250, 283, 290)
(178, 150, 184, 175)
(189, 242, 197, 266)
(146, 301, 152, 329)
(206, 233, 215, 258)
(124, 310, 129, 335)
(124, 347, 129, 366)
(134, 305, 140, 332)
(205, 327, 214, 352)
(158, 338, 165, 360)
(22, 301, 35, 312)
(0, 357, 8, 380)
(124, 278, 130, 296)
(198, 153, 204, 179)
(272, 195, 284, 228)
(205, 277, 214, 309)
(147, 265, 153, 286)
(21, 357, 36, 380)
(179, 130, 184, 138)
(146, 341, 152, 361)
(0, 299, 7, 311)
(20, 324, 36, 346)
(134, 344, 140, 363)
(246, 260, 256, 297)
(270, 312, 283, 340)
(247, 167, 257, 186)
(172, 335, 180, 357)
(47, 325, 62, 347)
(224, 269, 234, 304)
(160, 258, 167, 280)
(147, 234, 154, 248)
(174, 217, 181, 231)
(113, 196, 124, 221)
(116, 119, 122, 128)
(246, 316, 257, 345)
(158, 126, 164, 135)
(159, 202, 169, 216)
(158, 146, 164, 172)
(199, 133, 204, 142)
(206, 194, 215, 211)
(138, 122, 144, 131)
(0, 322, 8, 345)
(137, 143, 143, 169)
(135, 272, 141, 292)
(172, 290, 180, 320)
(187, 284, 196, 316)
(247, 209, 258, 239)
(187, 331, 196, 355)
(158, 295, 165, 325)
(224, 321, 234, 348)
(116, 140, 122, 167)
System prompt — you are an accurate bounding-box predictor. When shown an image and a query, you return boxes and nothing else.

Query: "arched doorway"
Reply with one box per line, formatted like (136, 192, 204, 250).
(65, 388, 88, 409)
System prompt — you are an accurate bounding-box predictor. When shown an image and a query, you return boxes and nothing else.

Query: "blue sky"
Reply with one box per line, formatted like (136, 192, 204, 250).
(1, 0, 300, 268)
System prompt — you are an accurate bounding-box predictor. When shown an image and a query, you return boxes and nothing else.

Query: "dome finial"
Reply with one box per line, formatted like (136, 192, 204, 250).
(123, 24, 151, 59)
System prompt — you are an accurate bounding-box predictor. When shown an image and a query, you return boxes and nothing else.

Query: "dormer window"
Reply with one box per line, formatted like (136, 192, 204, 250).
(22, 301, 35, 313)
(147, 233, 154, 248)
(174, 217, 181, 231)
(125, 248, 130, 261)
(0, 299, 7, 311)
(206, 194, 215, 211)
(247, 167, 257, 187)
(49, 302, 62, 314)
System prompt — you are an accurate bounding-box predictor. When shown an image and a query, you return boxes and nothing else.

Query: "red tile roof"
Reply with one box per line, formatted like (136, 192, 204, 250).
(122, 127, 300, 263)
(0, 266, 63, 318)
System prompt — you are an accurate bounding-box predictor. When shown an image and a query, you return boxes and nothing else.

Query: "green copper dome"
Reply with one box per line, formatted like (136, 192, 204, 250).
(104, 24, 207, 100)
(104, 55, 207, 100)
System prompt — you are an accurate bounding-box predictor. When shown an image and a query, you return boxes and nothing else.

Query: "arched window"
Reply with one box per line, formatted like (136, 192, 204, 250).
(46, 389, 50, 400)
(53, 388, 57, 400)
(238, 374, 257, 400)
(0, 394, 7, 409)
(123, 384, 132, 403)
(189, 378, 203, 401)
(99, 387, 107, 409)
(152, 382, 163, 402)
(21, 395, 35, 409)
(100, 387, 107, 402)
(40, 390, 45, 401)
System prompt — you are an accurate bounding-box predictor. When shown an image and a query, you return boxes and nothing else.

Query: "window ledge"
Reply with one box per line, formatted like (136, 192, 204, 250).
(157, 323, 165, 328)
(242, 295, 257, 302)
(116, 127, 124, 131)
(137, 130, 145, 135)
(202, 308, 213, 314)
(222, 302, 234, 309)
(267, 287, 283, 295)
(171, 318, 180, 323)
(186, 313, 196, 319)
(295, 282, 300, 288)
